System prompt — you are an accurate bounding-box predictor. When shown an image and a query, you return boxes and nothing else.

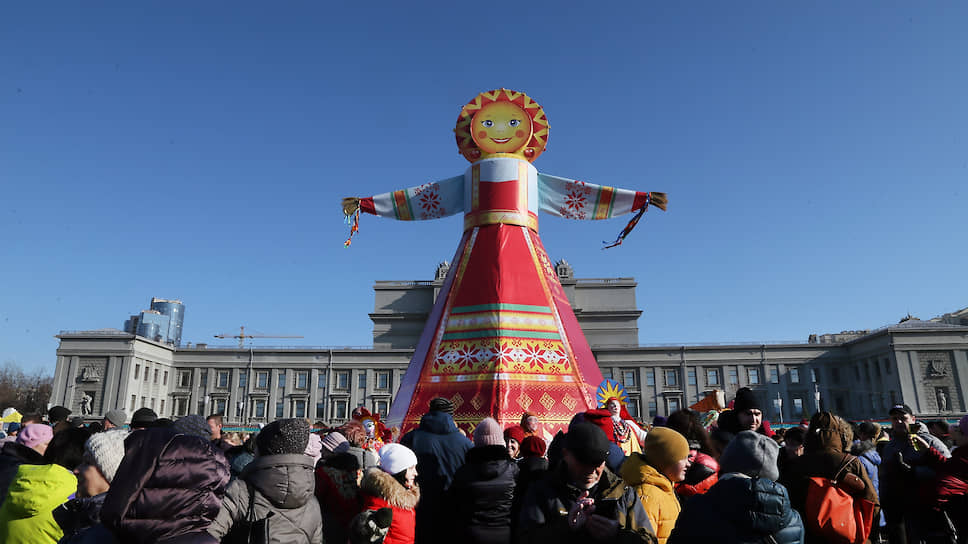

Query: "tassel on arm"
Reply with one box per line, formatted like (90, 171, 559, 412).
(342, 197, 361, 248)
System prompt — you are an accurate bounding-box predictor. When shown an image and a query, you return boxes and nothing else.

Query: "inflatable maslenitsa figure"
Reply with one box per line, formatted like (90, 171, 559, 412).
(342, 89, 667, 435)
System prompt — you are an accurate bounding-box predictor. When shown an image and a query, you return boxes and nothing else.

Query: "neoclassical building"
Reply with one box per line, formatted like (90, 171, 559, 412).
(51, 262, 968, 426)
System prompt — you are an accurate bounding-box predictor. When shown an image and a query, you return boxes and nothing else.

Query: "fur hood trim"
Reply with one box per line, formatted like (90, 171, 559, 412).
(360, 467, 420, 510)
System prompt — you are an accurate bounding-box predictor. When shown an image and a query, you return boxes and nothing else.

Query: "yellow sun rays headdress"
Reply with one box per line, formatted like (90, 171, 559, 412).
(596, 379, 628, 408)
(455, 88, 549, 163)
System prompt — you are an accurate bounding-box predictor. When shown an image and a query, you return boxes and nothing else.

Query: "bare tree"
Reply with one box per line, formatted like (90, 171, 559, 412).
(0, 362, 54, 414)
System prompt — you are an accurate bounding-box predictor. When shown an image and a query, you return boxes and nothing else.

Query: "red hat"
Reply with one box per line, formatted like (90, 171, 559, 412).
(503, 425, 525, 444)
(582, 409, 616, 444)
(520, 435, 547, 458)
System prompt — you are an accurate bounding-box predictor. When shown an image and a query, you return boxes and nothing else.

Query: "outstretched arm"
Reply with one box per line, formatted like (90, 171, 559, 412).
(342, 175, 464, 221)
(537, 173, 666, 220)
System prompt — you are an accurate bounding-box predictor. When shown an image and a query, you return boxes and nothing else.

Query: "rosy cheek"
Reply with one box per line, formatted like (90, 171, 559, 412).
(478, 131, 488, 139)
(515, 130, 525, 138)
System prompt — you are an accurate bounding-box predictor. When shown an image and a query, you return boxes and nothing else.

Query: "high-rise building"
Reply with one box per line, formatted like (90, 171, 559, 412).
(123, 297, 185, 346)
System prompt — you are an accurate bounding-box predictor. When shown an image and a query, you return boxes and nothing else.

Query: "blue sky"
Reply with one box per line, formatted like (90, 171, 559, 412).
(2, 2, 965, 374)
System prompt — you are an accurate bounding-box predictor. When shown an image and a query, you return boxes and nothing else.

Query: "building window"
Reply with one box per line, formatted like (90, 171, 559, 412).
(376, 371, 390, 390)
(748, 368, 760, 385)
(665, 369, 678, 387)
(793, 397, 803, 415)
(810, 368, 818, 383)
(316, 402, 326, 419)
(163, 371, 168, 386)
(358, 373, 367, 389)
(622, 369, 637, 388)
(214, 398, 226, 416)
(217, 371, 229, 389)
(770, 367, 779, 384)
(130, 395, 136, 411)
(375, 399, 389, 417)
(728, 368, 739, 385)
(160, 399, 165, 415)
(648, 400, 658, 417)
(790, 368, 800, 383)
(296, 372, 308, 390)
(336, 371, 350, 390)
(134, 364, 141, 380)
(141, 396, 146, 408)
(275, 402, 284, 418)
(239, 371, 247, 388)
(706, 369, 721, 386)
(200, 372, 208, 388)
(667, 397, 681, 413)
(175, 397, 188, 416)
(256, 371, 268, 389)
(601, 368, 612, 380)
(687, 369, 696, 386)
(150, 398, 156, 410)
(145, 366, 150, 381)
(626, 397, 640, 418)
(178, 371, 191, 387)
(154, 369, 159, 384)
(277, 372, 286, 390)
(333, 399, 348, 420)
(646, 369, 655, 387)
(294, 400, 306, 418)
(254, 399, 266, 418)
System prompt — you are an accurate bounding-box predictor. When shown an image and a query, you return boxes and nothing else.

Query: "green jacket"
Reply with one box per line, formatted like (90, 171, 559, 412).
(0, 463, 78, 544)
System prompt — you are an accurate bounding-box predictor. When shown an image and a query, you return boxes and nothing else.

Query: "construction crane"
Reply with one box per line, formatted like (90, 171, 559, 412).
(214, 326, 304, 348)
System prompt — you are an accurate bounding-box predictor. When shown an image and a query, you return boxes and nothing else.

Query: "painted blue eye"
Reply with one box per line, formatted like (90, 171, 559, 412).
(508, 119, 520, 127)
(482, 120, 494, 127)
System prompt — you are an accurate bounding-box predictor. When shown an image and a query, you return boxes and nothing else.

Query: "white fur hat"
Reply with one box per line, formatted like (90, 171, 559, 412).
(378, 443, 417, 475)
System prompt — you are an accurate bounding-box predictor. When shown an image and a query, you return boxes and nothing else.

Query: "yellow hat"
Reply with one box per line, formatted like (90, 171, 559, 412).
(643, 427, 690, 470)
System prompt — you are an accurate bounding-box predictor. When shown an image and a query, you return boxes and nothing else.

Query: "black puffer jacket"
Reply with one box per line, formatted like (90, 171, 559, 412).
(447, 445, 519, 544)
(54, 492, 106, 541)
(100, 428, 230, 543)
(0, 441, 44, 505)
(668, 473, 804, 544)
(208, 453, 322, 544)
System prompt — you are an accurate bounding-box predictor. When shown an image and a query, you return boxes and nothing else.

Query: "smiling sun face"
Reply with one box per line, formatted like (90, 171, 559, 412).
(471, 101, 533, 154)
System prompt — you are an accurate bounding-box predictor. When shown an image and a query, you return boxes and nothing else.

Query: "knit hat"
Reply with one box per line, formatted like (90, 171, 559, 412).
(321, 431, 350, 453)
(16, 424, 53, 449)
(84, 429, 130, 484)
(642, 427, 690, 471)
(565, 422, 612, 466)
(103, 410, 127, 427)
(429, 397, 455, 415)
(173, 415, 212, 439)
(6, 422, 21, 434)
(305, 433, 323, 465)
(720, 430, 780, 481)
(733, 388, 761, 413)
(503, 425, 525, 445)
(257, 418, 310, 456)
(474, 418, 504, 447)
(130, 407, 158, 428)
(48, 405, 72, 423)
(520, 435, 547, 458)
(379, 443, 418, 475)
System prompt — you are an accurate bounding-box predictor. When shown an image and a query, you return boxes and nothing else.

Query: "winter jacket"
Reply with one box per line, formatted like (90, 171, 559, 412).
(315, 454, 363, 544)
(779, 422, 879, 544)
(54, 493, 106, 542)
(620, 454, 680, 544)
(0, 463, 78, 544)
(880, 421, 951, 513)
(447, 445, 519, 544)
(358, 468, 420, 544)
(0, 441, 45, 505)
(98, 427, 230, 544)
(208, 453, 322, 544)
(917, 443, 968, 539)
(668, 472, 804, 544)
(675, 452, 719, 499)
(851, 440, 885, 527)
(518, 462, 657, 544)
(399, 410, 470, 544)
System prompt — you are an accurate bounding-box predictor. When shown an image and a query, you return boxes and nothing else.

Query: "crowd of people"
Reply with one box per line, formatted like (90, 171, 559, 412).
(0, 389, 963, 544)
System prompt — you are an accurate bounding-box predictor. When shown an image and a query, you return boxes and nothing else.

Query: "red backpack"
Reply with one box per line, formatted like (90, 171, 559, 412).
(804, 454, 876, 544)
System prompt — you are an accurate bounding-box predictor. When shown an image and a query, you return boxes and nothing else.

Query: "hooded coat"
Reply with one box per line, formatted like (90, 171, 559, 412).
(620, 454, 681, 544)
(358, 468, 421, 544)
(399, 410, 470, 544)
(208, 453, 323, 544)
(0, 441, 45, 506)
(0, 463, 77, 543)
(447, 445, 519, 544)
(668, 472, 804, 544)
